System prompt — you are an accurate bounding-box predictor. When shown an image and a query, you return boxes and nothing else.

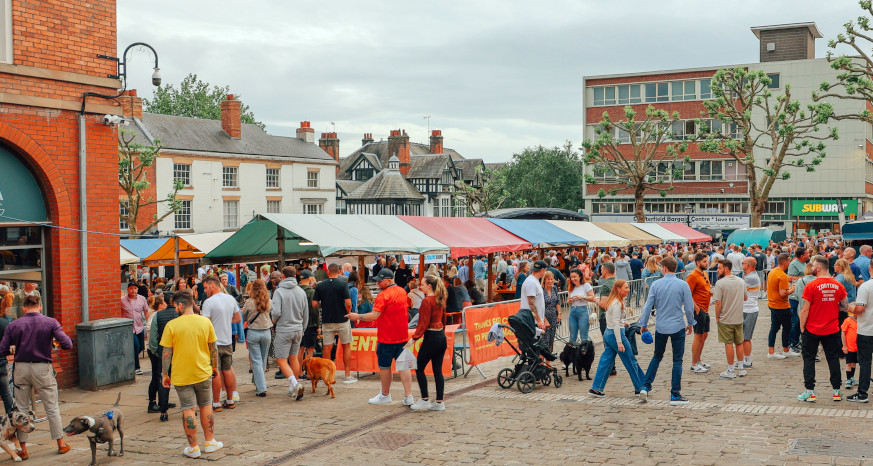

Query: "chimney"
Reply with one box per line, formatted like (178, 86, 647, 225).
(429, 129, 443, 154)
(362, 133, 374, 146)
(318, 132, 340, 173)
(387, 129, 411, 175)
(297, 121, 315, 143)
(751, 22, 821, 63)
(220, 94, 242, 139)
(117, 89, 142, 119)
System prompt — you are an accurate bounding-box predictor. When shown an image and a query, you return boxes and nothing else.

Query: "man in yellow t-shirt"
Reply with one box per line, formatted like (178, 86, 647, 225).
(766, 253, 796, 359)
(160, 289, 223, 459)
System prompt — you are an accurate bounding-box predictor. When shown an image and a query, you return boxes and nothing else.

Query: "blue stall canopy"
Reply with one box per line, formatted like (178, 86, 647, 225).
(487, 218, 588, 248)
(843, 219, 873, 241)
(120, 238, 168, 261)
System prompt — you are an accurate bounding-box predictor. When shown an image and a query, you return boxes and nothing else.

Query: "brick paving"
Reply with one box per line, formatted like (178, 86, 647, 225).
(17, 301, 873, 464)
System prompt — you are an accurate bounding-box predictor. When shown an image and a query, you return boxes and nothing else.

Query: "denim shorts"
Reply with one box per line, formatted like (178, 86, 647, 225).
(376, 342, 406, 369)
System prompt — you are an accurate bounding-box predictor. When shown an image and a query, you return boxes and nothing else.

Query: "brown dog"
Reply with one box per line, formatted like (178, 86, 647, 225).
(303, 357, 336, 398)
(0, 408, 35, 462)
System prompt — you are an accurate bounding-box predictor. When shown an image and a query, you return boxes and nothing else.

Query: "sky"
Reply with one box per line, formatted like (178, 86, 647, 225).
(118, 1, 864, 163)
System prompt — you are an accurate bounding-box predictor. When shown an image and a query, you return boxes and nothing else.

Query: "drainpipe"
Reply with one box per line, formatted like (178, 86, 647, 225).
(78, 114, 89, 322)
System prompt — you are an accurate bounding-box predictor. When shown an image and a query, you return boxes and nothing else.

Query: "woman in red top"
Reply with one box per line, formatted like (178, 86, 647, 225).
(407, 275, 448, 411)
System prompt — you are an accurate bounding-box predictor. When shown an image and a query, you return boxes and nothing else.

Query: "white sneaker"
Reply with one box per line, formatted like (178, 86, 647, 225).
(402, 395, 415, 406)
(737, 369, 748, 377)
(410, 399, 432, 410)
(219, 390, 227, 402)
(768, 352, 787, 360)
(786, 350, 801, 358)
(699, 362, 712, 369)
(638, 389, 648, 403)
(232, 391, 240, 402)
(690, 363, 708, 373)
(429, 401, 446, 411)
(343, 376, 358, 384)
(720, 370, 737, 379)
(369, 392, 392, 405)
(183, 446, 202, 458)
(203, 439, 223, 453)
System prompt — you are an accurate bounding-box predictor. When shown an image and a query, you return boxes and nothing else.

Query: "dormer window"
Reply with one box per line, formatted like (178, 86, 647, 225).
(388, 155, 400, 170)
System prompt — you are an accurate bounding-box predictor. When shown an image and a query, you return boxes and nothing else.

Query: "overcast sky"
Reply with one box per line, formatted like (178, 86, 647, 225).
(118, 1, 863, 162)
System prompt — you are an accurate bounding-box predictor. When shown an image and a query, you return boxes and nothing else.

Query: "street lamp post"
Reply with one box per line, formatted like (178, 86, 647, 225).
(684, 203, 693, 227)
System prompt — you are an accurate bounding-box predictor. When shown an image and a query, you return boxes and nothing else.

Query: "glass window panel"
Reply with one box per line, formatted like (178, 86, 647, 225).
(672, 81, 683, 98)
(657, 82, 669, 102)
(645, 83, 657, 103)
(767, 73, 780, 89)
(618, 85, 629, 104)
(594, 87, 604, 106)
(700, 79, 712, 99)
(604, 86, 616, 105)
(630, 84, 641, 103)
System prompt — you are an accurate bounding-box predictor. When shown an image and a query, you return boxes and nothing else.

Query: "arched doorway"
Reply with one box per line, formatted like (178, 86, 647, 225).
(0, 144, 50, 317)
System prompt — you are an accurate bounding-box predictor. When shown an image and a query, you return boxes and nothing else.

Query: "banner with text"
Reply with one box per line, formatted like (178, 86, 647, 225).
(591, 214, 750, 230)
(334, 325, 458, 375)
(465, 302, 521, 366)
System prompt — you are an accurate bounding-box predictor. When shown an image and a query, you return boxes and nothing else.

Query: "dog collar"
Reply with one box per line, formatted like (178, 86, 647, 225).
(84, 416, 96, 428)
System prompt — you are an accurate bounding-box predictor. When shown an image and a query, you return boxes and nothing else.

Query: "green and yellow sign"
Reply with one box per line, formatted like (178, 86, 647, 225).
(791, 199, 857, 218)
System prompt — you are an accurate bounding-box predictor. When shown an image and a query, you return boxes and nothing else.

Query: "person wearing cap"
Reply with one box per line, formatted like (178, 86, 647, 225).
(519, 261, 549, 330)
(348, 269, 413, 405)
(122, 282, 149, 375)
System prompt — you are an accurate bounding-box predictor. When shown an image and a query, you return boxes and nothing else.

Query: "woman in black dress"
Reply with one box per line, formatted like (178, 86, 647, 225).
(541, 271, 561, 351)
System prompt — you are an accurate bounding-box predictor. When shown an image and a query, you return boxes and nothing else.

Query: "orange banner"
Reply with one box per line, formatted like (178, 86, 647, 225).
(465, 302, 520, 366)
(334, 325, 458, 376)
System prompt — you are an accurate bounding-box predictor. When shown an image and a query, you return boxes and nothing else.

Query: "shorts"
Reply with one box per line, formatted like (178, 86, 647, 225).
(376, 342, 406, 370)
(274, 330, 303, 359)
(693, 311, 710, 334)
(717, 323, 744, 345)
(847, 351, 858, 364)
(742, 312, 758, 341)
(175, 378, 212, 410)
(301, 327, 318, 349)
(322, 321, 352, 346)
(217, 345, 233, 371)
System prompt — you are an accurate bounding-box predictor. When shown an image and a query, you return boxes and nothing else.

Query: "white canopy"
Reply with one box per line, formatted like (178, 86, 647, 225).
(546, 221, 630, 248)
(631, 223, 686, 243)
(179, 232, 234, 255)
(120, 246, 140, 265)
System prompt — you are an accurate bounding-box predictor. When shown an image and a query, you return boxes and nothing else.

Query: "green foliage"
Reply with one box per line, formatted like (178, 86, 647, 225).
(817, 1, 873, 123)
(498, 142, 585, 211)
(144, 73, 265, 130)
(453, 166, 507, 215)
(118, 129, 183, 237)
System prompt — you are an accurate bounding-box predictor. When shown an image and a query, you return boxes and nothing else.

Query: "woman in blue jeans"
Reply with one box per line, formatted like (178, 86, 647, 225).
(567, 269, 595, 343)
(242, 280, 273, 396)
(589, 280, 647, 400)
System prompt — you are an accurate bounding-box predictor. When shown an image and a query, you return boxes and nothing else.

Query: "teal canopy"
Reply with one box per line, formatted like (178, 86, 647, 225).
(487, 219, 587, 248)
(725, 228, 787, 247)
(843, 219, 873, 241)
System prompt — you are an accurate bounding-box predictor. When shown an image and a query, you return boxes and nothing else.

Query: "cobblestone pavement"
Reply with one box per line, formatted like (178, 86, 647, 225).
(20, 302, 873, 464)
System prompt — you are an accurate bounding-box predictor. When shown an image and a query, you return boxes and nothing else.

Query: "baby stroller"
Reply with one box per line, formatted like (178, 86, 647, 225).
(494, 309, 562, 393)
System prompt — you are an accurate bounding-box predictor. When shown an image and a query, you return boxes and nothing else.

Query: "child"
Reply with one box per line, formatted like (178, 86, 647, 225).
(842, 312, 859, 389)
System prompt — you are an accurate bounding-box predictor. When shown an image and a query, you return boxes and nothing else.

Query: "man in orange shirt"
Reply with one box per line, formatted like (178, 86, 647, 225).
(767, 253, 796, 359)
(687, 252, 713, 373)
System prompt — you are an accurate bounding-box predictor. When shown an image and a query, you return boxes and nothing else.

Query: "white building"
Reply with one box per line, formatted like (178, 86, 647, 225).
(582, 22, 870, 234)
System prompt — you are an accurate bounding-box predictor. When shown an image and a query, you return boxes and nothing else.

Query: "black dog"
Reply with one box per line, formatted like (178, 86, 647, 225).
(560, 340, 596, 380)
(63, 392, 123, 466)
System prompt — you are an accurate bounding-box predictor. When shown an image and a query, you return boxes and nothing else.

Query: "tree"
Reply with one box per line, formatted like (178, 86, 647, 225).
(699, 67, 837, 227)
(144, 73, 265, 129)
(118, 129, 183, 237)
(581, 105, 688, 222)
(454, 166, 507, 216)
(498, 143, 585, 211)
(815, 0, 873, 122)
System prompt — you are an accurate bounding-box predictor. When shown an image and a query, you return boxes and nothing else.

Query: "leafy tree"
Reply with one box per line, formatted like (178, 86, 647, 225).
(118, 129, 183, 237)
(581, 105, 688, 222)
(699, 68, 837, 227)
(816, 0, 873, 122)
(454, 166, 507, 215)
(144, 73, 265, 129)
(499, 143, 585, 211)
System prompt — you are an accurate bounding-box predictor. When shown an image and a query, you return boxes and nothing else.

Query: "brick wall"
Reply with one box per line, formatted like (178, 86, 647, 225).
(758, 28, 814, 63)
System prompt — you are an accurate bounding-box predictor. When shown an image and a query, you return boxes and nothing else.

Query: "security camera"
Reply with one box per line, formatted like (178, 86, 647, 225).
(103, 114, 125, 126)
(152, 67, 162, 86)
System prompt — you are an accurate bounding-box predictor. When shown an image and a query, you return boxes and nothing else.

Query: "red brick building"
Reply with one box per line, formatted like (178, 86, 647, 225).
(0, 1, 123, 386)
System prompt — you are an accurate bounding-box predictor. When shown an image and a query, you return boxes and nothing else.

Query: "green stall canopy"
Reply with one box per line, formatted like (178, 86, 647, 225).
(725, 228, 787, 247)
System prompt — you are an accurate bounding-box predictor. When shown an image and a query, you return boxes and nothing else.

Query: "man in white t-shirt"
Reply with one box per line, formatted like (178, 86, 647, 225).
(741, 257, 761, 368)
(201, 275, 241, 410)
(726, 245, 745, 275)
(851, 259, 873, 402)
(520, 260, 548, 330)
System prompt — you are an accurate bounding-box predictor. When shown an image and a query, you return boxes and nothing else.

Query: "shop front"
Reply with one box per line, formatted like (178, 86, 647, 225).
(791, 199, 858, 235)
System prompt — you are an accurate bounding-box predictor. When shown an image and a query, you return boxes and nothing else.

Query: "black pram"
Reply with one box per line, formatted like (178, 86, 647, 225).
(493, 309, 562, 393)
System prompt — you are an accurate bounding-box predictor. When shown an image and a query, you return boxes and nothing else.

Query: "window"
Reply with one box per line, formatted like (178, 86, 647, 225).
(454, 198, 467, 217)
(593, 86, 617, 106)
(725, 202, 746, 213)
(119, 201, 129, 231)
(680, 161, 696, 181)
(671, 80, 696, 101)
(173, 164, 191, 187)
(223, 200, 239, 229)
(700, 79, 712, 99)
(699, 161, 723, 180)
(650, 162, 672, 182)
(670, 120, 697, 141)
(267, 200, 280, 213)
(175, 200, 191, 230)
(645, 82, 669, 102)
(765, 201, 785, 215)
(352, 160, 375, 181)
(767, 73, 780, 89)
(617, 84, 642, 104)
(303, 203, 323, 215)
(336, 199, 347, 215)
(222, 166, 238, 188)
(0, 1, 11, 64)
(307, 170, 319, 188)
(700, 203, 721, 214)
(440, 198, 451, 217)
(266, 168, 280, 188)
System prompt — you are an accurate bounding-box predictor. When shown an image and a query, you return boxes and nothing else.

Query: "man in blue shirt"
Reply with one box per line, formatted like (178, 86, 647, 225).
(458, 258, 470, 285)
(640, 256, 696, 405)
(845, 248, 865, 284)
(473, 256, 487, 291)
(630, 251, 645, 306)
(855, 245, 872, 282)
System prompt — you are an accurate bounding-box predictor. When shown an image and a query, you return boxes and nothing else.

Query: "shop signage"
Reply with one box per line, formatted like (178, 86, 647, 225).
(591, 214, 750, 230)
(0, 147, 47, 222)
(791, 199, 857, 218)
(402, 254, 447, 265)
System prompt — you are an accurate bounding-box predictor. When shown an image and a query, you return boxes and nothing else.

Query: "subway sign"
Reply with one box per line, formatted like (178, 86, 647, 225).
(790, 200, 857, 217)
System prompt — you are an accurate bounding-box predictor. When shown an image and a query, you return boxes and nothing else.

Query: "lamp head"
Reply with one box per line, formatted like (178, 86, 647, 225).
(151, 67, 162, 86)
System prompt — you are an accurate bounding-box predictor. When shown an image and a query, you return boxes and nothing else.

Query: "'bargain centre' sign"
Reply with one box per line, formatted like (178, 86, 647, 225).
(791, 200, 857, 217)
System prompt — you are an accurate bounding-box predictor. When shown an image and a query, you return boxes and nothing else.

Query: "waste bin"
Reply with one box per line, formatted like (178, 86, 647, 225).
(76, 318, 135, 391)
